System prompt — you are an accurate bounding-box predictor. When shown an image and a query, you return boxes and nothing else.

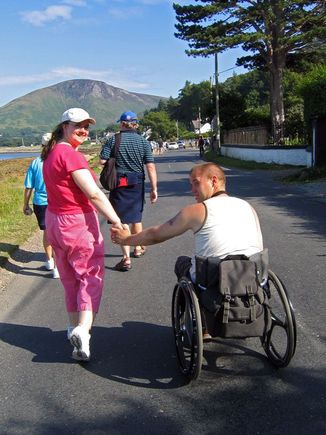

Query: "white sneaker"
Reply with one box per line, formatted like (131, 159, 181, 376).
(72, 347, 90, 361)
(69, 326, 90, 361)
(52, 267, 60, 279)
(67, 326, 74, 340)
(45, 258, 54, 270)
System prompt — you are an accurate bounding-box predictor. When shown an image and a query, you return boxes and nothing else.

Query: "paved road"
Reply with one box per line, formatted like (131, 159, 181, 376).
(0, 149, 325, 434)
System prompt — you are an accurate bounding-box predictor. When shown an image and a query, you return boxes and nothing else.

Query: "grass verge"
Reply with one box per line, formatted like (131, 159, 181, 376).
(0, 158, 39, 267)
(280, 165, 326, 183)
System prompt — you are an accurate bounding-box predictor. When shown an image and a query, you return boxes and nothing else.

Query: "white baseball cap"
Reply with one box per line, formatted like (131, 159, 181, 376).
(41, 132, 52, 146)
(61, 108, 96, 124)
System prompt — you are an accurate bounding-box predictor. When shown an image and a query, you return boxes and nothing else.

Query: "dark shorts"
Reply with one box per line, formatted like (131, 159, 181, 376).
(33, 204, 47, 230)
(109, 176, 144, 224)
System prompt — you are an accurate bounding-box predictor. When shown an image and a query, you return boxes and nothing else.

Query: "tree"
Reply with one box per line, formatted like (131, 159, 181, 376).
(140, 111, 177, 140)
(298, 64, 326, 135)
(174, 80, 213, 127)
(173, 1, 326, 145)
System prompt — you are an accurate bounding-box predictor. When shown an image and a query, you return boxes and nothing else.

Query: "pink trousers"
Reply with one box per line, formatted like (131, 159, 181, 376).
(46, 210, 105, 313)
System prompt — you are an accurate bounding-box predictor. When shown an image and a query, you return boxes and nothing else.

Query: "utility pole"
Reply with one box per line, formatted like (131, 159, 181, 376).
(215, 52, 221, 153)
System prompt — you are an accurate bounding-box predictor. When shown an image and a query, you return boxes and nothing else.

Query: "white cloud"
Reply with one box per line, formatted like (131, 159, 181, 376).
(21, 5, 72, 27)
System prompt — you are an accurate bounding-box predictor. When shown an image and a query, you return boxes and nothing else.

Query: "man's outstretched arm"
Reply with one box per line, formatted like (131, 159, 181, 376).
(111, 202, 205, 247)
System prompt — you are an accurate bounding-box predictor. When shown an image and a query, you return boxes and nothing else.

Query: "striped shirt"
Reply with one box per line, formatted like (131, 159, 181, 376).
(100, 130, 154, 175)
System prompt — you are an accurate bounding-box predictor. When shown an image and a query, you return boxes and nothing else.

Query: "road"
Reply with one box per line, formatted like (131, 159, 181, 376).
(0, 149, 325, 434)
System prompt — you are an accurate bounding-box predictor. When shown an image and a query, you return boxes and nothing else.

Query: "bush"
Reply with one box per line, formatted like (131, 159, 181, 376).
(298, 65, 326, 124)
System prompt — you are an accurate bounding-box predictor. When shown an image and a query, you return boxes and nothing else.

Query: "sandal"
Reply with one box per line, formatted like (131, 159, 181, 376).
(114, 257, 132, 272)
(133, 246, 146, 258)
(203, 329, 212, 341)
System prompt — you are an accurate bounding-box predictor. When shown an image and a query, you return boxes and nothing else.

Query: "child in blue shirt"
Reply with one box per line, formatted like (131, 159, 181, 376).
(23, 133, 59, 278)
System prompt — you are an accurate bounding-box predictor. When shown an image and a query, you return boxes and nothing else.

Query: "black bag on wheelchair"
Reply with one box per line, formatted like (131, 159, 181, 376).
(195, 254, 271, 338)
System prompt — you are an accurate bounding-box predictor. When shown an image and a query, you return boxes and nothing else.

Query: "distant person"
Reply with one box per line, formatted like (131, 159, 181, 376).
(23, 133, 59, 279)
(198, 135, 205, 157)
(42, 108, 123, 362)
(158, 138, 164, 154)
(99, 111, 158, 271)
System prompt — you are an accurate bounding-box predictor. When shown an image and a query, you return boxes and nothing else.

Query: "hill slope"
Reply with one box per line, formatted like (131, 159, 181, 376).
(0, 79, 164, 139)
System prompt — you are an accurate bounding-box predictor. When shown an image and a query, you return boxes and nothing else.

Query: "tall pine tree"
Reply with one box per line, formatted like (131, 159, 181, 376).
(173, 1, 326, 145)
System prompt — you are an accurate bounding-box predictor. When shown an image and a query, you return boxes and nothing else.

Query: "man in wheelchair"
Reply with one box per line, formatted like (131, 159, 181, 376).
(111, 162, 263, 284)
(112, 162, 296, 374)
(112, 162, 264, 334)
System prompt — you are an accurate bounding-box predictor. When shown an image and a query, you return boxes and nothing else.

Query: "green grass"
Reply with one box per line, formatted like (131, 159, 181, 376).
(280, 165, 326, 183)
(0, 174, 39, 267)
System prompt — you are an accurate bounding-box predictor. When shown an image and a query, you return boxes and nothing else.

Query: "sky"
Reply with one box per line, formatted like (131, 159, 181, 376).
(0, 0, 246, 108)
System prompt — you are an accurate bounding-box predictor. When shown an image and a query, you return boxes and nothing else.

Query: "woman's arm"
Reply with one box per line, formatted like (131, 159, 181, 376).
(72, 169, 121, 226)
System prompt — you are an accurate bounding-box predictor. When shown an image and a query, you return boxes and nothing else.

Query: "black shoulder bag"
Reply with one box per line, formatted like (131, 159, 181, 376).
(99, 133, 121, 191)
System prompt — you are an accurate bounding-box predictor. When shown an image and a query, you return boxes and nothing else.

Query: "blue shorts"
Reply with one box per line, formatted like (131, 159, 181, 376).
(33, 204, 47, 230)
(109, 176, 144, 224)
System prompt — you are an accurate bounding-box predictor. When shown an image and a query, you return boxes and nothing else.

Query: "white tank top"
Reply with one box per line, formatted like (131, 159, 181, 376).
(190, 195, 263, 279)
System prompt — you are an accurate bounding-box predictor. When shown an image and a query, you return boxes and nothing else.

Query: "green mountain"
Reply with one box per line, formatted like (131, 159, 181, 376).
(0, 79, 164, 142)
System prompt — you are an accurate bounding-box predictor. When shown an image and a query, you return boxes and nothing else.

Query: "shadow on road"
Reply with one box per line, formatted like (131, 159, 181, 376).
(0, 244, 51, 278)
(0, 321, 185, 388)
(1, 321, 325, 433)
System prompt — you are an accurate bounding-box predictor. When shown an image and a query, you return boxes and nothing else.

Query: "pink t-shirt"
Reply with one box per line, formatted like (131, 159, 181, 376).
(43, 143, 96, 214)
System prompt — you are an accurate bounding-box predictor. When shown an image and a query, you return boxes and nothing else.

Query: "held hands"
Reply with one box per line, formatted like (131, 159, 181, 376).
(111, 223, 131, 245)
(112, 221, 123, 230)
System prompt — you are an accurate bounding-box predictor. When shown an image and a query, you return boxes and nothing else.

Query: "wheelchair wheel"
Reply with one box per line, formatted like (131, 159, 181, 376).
(262, 270, 297, 367)
(172, 278, 203, 380)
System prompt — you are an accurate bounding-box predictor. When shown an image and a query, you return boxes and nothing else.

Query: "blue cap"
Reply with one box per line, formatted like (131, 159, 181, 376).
(117, 111, 138, 123)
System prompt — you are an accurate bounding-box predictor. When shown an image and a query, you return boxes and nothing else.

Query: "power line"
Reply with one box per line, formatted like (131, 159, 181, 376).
(218, 65, 242, 76)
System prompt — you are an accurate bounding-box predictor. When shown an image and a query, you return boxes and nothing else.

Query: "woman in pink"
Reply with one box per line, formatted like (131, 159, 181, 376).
(42, 108, 122, 362)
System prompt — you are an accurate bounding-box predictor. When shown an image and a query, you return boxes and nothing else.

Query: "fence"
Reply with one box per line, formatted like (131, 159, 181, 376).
(223, 127, 269, 146)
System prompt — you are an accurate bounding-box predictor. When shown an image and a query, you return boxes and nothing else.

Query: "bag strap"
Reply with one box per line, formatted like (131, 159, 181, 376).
(111, 132, 121, 158)
(246, 285, 256, 321)
(222, 288, 231, 323)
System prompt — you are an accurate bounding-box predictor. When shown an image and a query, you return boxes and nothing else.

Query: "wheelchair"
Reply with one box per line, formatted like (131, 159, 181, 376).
(171, 252, 297, 381)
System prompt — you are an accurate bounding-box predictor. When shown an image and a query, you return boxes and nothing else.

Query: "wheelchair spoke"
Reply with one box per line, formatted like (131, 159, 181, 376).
(270, 311, 288, 328)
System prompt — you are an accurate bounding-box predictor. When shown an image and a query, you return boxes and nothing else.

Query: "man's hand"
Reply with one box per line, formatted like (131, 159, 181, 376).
(111, 224, 131, 245)
(150, 189, 158, 204)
